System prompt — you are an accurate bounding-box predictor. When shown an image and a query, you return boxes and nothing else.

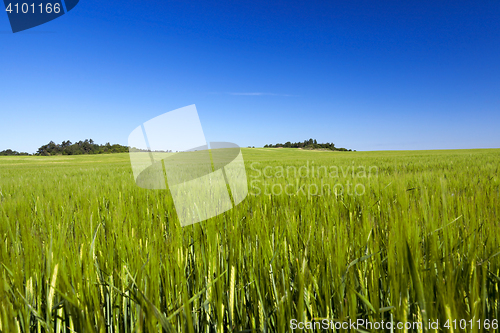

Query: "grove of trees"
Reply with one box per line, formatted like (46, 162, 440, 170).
(264, 138, 353, 151)
(35, 139, 129, 156)
(0, 140, 131, 156)
(0, 149, 30, 156)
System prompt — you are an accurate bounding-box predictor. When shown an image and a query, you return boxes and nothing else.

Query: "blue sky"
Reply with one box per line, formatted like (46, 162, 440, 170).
(1, 0, 499, 153)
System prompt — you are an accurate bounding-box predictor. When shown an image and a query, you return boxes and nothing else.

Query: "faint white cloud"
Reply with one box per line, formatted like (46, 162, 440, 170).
(228, 92, 293, 96)
(206, 92, 295, 97)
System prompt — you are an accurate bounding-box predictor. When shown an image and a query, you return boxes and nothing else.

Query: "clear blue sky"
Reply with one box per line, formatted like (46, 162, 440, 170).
(1, 0, 499, 153)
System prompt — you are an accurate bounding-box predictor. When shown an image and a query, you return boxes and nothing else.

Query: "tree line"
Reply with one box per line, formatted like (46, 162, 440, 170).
(0, 149, 30, 156)
(264, 138, 353, 151)
(0, 139, 129, 156)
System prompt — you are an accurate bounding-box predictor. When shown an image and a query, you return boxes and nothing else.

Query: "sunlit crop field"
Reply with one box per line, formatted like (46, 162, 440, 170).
(0, 149, 499, 332)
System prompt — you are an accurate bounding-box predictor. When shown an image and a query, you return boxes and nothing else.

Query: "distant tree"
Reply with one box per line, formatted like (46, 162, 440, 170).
(0, 149, 14, 156)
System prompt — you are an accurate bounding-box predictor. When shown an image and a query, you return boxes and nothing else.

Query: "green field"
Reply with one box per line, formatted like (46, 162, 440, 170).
(0, 149, 499, 332)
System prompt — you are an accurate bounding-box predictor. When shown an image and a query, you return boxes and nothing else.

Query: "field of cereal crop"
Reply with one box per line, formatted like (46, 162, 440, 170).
(0, 148, 499, 332)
